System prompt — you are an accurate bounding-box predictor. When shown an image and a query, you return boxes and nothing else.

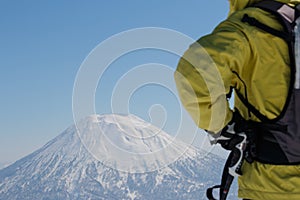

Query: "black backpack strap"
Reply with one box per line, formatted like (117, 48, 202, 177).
(254, 0, 295, 36)
(206, 151, 235, 200)
(235, 89, 270, 122)
(238, 0, 296, 122)
(241, 14, 292, 42)
(206, 185, 221, 200)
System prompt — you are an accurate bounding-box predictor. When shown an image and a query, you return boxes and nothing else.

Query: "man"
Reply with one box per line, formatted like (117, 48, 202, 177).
(174, 0, 300, 199)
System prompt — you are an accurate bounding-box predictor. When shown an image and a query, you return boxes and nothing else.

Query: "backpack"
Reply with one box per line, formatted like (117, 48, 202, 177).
(238, 0, 300, 165)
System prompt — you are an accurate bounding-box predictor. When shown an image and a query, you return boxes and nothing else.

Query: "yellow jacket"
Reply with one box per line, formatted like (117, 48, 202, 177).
(174, 0, 300, 199)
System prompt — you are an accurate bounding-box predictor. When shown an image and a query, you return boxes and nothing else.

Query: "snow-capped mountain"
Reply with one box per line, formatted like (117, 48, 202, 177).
(0, 114, 237, 200)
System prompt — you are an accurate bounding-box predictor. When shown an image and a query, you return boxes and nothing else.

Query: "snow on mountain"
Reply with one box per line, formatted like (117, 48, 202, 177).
(0, 114, 237, 200)
(74, 114, 202, 173)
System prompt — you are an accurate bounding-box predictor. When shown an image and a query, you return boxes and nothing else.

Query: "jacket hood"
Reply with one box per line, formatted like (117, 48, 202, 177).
(229, 0, 300, 15)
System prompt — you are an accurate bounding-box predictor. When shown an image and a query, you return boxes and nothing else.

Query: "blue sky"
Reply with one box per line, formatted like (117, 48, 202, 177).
(0, 1, 228, 166)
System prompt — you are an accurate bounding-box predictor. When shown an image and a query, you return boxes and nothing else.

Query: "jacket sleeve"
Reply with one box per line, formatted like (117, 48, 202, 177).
(174, 20, 251, 133)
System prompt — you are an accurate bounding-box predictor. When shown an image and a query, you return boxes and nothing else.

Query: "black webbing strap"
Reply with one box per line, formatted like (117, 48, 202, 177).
(239, 1, 295, 122)
(255, 0, 283, 10)
(234, 90, 270, 122)
(241, 14, 292, 42)
(252, 1, 297, 124)
(206, 151, 235, 200)
(254, 0, 296, 43)
(206, 185, 221, 200)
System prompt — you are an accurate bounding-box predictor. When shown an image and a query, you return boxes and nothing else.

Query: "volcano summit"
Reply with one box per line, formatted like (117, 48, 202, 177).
(0, 114, 233, 200)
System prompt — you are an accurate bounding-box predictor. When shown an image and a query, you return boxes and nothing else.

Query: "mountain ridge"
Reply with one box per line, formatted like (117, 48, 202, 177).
(0, 114, 237, 200)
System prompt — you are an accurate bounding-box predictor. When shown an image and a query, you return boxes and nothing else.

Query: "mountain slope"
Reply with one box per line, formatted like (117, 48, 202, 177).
(0, 114, 237, 200)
